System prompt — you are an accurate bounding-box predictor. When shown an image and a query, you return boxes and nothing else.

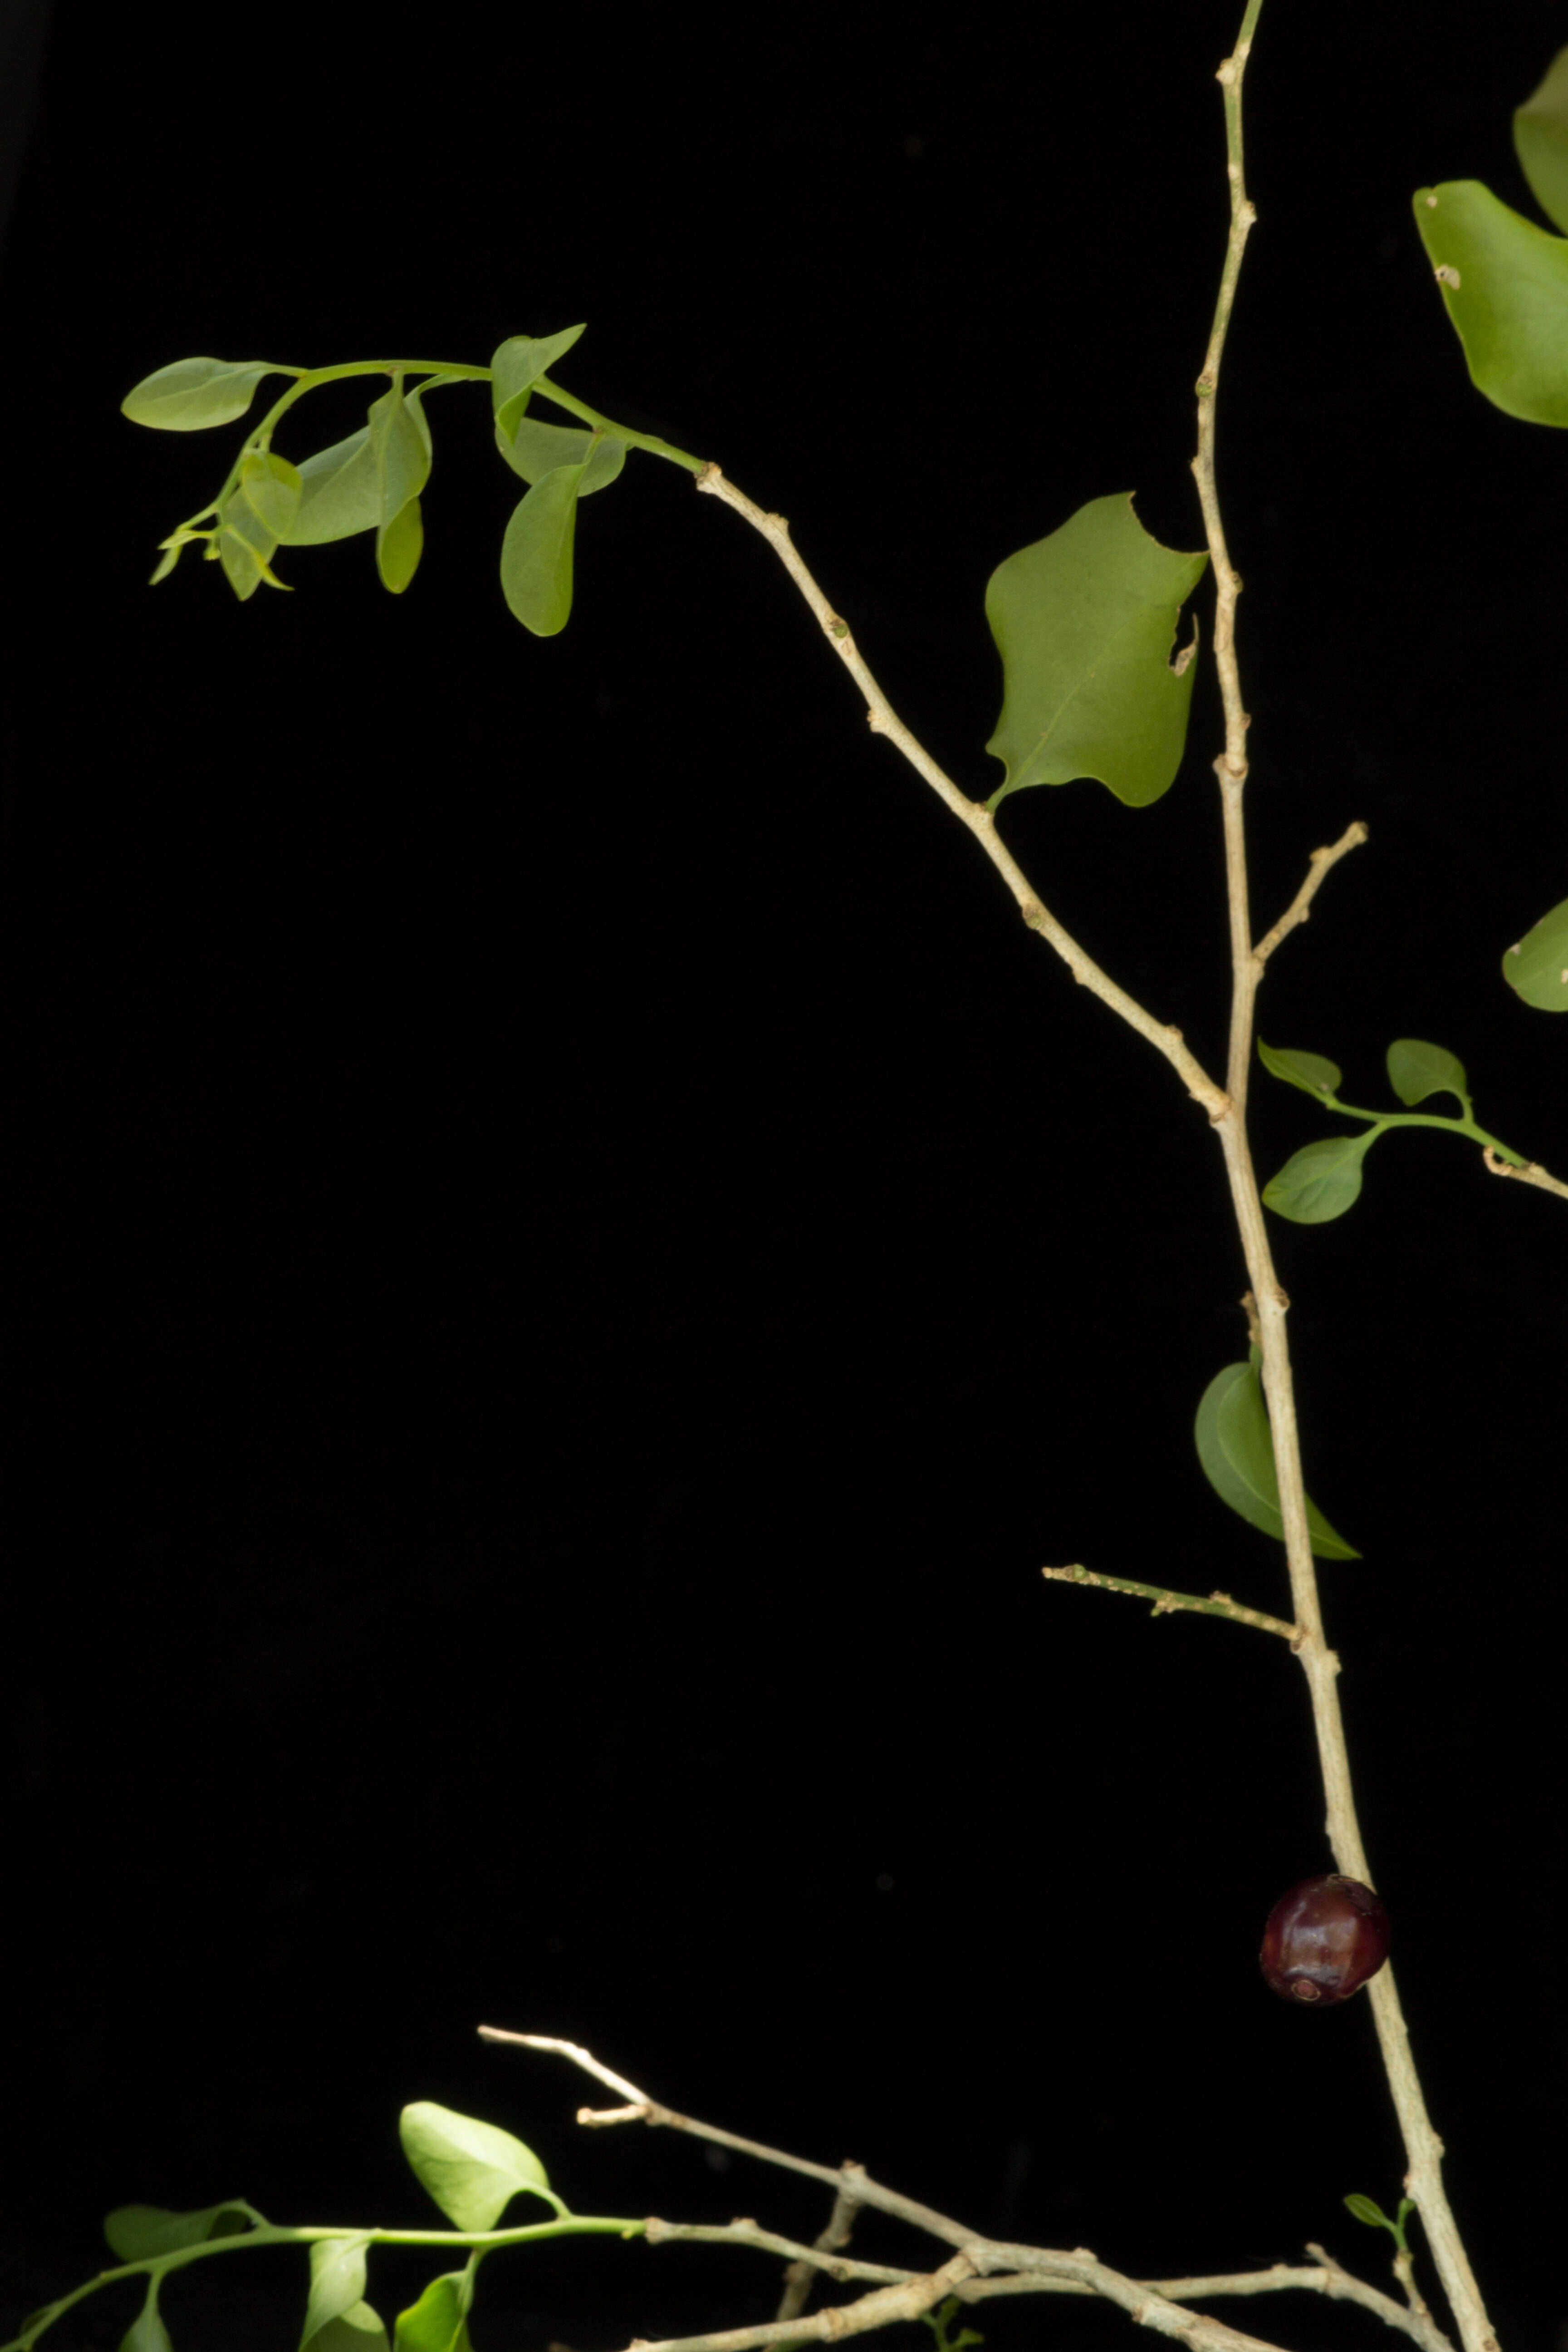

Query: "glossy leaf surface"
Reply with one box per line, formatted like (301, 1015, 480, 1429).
(500, 464, 588, 636)
(399, 2102, 553, 2231)
(1412, 181, 1568, 426)
(1195, 1357, 1360, 1558)
(121, 357, 290, 431)
(1386, 1038, 1468, 1107)
(492, 325, 588, 441)
(104, 2202, 254, 2257)
(1502, 893, 1568, 1009)
(985, 494, 1206, 808)
(303, 2239, 372, 2350)
(1516, 45, 1568, 235)
(1257, 1041, 1342, 1100)
(1262, 1133, 1373, 1224)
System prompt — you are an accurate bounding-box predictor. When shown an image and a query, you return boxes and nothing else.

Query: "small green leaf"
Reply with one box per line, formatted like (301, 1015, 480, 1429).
(303, 2239, 372, 2352)
(491, 326, 588, 442)
(1262, 1133, 1373, 1224)
(1386, 1038, 1469, 1107)
(240, 450, 304, 540)
(1412, 181, 1568, 427)
(1502, 893, 1568, 1009)
(312, 2308, 390, 2352)
(984, 493, 1207, 809)
(1257, 1041, 1343, 1100)
(120, 2285, 172, 2352)
(1195, 1359, 1360, 1559)
(121, 357, 293, 431)
(1515, 46, 1568, 236)
(499, 465, 587, 637)
(105, 2202, 255, 2258)
(399, 2103, 554, 2232)
(393, 2276, 472, 2352)
(377, 496, 424, 593)
(1344, 2193, 1393, 2231)
(368, 385, 433, 528)
(495, 420, 626, 497)
(216, 488, 287, 599)
(284, 429, 382, 544)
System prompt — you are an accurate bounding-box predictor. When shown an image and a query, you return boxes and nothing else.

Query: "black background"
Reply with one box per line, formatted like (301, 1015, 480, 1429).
(2, 4, 1565, 2349)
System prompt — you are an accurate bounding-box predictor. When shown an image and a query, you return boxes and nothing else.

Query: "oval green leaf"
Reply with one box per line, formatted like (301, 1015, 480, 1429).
(491, 325, 588, 442)
(984, 493, 1207, 809)
(1344, 2193, 1394, 2232)
(1256, 1041, 1343, 1100)
(303, 2239, 372, 2351)
(1412, 181, 1568, 426)
(1262, 1132, 1373, 1224)
(500, 464, 587, 636)
(368, 386, 433, 528)
(393, 2276, 470, 2352)
(216, 489, 286, 600)
(377, 496, 424, 594)
(104, 2202, 254, 2258)
(283, 430, 381, 545)
(398, 2102, 554, 2232)
(121, 357, 294, 431)
(1502, 893, 1568, 1009)
(240, 451, 304, 540)
(313, 2308, 390, 2352)
(495, 419, 626, 497)
(1195, 1359, 1360, 1559)
(1515, 46, 1568, 236)
(1386, 1038, 1469, 1107)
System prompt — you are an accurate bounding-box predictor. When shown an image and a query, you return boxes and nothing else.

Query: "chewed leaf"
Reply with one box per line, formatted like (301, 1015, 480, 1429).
(1195, 1360, 1360, 1559)
(399, 2102, 554, 2232)
(105, 2202, 254, 2258)
(985, 493, 1207, 809)
(1257, 1041, 1343, 1099)
(1386, 1038, 1469, 1107)
(1262, 1133, 1373, 1223)
(1515, 45, 1568, 236)
(1502, 893, 1568, 1009)
(121, 357, 294, 431)
(492, 326, 589, 441)
(1412, 181, 1568, 426)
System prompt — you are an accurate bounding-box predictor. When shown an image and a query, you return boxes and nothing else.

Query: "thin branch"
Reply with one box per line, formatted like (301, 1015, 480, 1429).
(1305, 2245, 1453, 2352)
(1252, 823, 1369, 970)
(645, 2219, 902, 2289)
(774, 2189, 863, 2325)
(1483, 1145, 1568, 1203)
(692, 462, 1228, 1125)
(1042, 1563, 1299, 1641)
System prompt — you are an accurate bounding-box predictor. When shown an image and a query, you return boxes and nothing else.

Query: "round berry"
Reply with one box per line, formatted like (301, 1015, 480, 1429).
(1259, 1874, 1390, 2004)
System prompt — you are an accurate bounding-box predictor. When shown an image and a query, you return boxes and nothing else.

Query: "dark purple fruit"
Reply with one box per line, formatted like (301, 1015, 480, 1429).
(1260, 1874, 1390, 2005)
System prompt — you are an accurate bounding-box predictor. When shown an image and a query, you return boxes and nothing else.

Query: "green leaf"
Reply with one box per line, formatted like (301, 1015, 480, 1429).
(393, 2276, 472, 2352)
(283, 430, 382, 545)
(377, 497, 424, 594)
(312, 2308, 390, 2352)
(1386, 1038, 1469, 1107)
(1257, 1041, 1343, 1100)
(216, 487, 287, 600)
(1262, 1133, 1374, 1224)
(495, 419, 627, 497)
(984, 492, 1207, 809)
(499, 465, 587, 637)
(1502, 893, 1568, 1009)
(1411, 181, 1568, 427)
(104, 2202, 255, 2258)
(1344, 2193, 1393, 2231)
(120, 2286, 172, 2352)
(491, 326, 588, 442)
(398, 2103, 553, 2232)
(121, 357, 292, 431)
(240, 450, 304, 540)
(1515, 46, 1568, 236)
(303, 2239, 372, 2351)
(1194, 1359, 1360, 1559)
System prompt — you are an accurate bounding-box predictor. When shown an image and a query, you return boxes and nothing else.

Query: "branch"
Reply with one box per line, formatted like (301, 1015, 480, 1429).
(1252, 823, 1370, 970)
(691, 462, 1228, 1126)
(1483, 1145, 1568, 1203)
(1042, 1563, 1299, 1642)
